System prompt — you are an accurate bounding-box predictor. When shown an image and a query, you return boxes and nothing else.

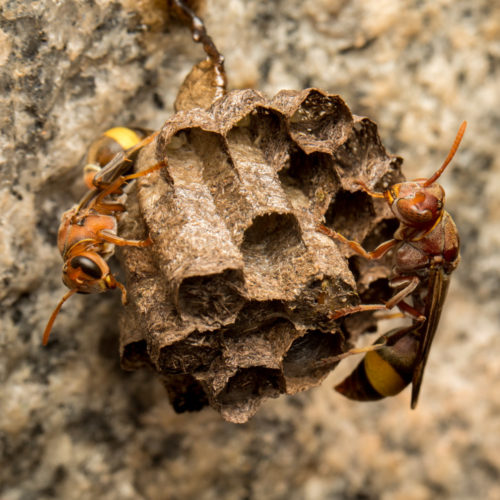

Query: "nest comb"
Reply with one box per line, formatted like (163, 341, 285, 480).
(116, 86, 402, 423)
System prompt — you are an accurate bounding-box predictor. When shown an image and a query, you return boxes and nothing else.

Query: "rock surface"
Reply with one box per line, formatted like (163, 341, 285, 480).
(1, 0, 499, 499)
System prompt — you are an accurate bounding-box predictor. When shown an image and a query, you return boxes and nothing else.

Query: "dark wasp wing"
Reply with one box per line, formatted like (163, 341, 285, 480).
(410, 266, 450, 409)
(92, 128, 156, 186)
(76, 131, 158, 211)
(75, 150, 132, 212)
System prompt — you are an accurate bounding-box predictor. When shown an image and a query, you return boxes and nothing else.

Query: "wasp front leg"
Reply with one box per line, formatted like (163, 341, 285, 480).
(318, 224, 397, 260)
(317, 224, 400, 319)
(98, 230, 153, 248)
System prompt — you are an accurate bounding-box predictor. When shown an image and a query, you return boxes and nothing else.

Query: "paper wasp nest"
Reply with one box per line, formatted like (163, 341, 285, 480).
(117, 88, 402, 423)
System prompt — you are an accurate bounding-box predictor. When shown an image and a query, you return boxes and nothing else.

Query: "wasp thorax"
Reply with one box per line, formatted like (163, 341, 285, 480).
(386, 181, 445, 228)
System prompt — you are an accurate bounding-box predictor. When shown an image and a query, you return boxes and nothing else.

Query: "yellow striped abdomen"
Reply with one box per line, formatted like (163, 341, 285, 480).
(335, 328, 419, 402)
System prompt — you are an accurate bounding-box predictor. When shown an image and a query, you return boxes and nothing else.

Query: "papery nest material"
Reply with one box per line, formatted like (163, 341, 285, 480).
(116, 59, 402, 423)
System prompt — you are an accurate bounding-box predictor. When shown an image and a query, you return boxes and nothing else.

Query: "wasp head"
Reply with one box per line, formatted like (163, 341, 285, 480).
(62, 251, 116, 294)
(383, 121, 467, 230)
(384, 181, 445, 228)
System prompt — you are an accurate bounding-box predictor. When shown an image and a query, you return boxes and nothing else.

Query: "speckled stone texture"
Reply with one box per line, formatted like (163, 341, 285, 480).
(1, 1, 499, 499)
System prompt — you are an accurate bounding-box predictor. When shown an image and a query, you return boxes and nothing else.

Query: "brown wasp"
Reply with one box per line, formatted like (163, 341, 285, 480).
(42, 128, 165, 345)
(317, 121, 466, 408)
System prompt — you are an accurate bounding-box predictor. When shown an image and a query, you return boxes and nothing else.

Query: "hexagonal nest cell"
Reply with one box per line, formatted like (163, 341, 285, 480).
(117, 88, 403, 423)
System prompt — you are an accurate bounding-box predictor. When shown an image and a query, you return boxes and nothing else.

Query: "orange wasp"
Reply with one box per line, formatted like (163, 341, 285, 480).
(43, 0, 226, 346)
(42, 128, 164, 345)
(317, 121, 466, 407)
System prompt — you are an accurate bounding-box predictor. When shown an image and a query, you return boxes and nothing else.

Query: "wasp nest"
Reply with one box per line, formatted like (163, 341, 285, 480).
(117, 88, 402, 423)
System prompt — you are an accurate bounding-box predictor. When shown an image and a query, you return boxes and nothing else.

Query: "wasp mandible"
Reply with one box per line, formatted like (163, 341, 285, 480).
(318, 121, 466, 408)
(42, 129, 165, 346)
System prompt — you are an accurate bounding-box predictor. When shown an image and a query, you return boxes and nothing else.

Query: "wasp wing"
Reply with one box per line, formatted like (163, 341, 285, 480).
(93, 150, 132, 185)
(76, 132, 159, 211)
(410, 267, 450, 409)
(95, 129, 158, 184)
(93, 131, 156, 186)
(74, 152, 134, 211)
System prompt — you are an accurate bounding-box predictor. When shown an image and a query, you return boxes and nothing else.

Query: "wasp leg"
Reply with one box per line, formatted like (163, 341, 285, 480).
(329, 276, 423, 321)
(102, 273, 128, 304)
(374, 311, 406, 320)
(393, 300, 426, 322)
(385, 276, 420, 307)
(114, 279, 128, 305)
(312, 332, 399, 370)
(317, 224, 397, 260)
(328, 303, 387, 320)
(312, 342, 385, 369)
(352, 180, 386, 199)
(92, 200, 126, 214)
(342, 340, 389, 357)
(98, 230, 153, 248)
(120, 159, 167, 182)
(90, 160, 167, 213)
(386, 276, 425, 321)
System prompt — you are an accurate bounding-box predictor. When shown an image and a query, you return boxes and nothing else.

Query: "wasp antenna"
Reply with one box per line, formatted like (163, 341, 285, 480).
(42, 289, 78, 346)
(424, 121, 467, 187)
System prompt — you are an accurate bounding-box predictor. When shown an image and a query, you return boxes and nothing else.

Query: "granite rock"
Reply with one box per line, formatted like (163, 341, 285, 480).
(1, 0, 499, 499)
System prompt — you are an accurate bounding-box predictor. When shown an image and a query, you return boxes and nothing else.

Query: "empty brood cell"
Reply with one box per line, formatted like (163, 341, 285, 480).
(116, 88, 403, 422)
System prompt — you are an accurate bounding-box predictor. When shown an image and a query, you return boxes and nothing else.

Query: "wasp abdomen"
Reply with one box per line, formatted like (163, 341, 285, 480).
(335, 329, 419, 401)
(87, 127, 147, 166)
(334, 357, 386, 401)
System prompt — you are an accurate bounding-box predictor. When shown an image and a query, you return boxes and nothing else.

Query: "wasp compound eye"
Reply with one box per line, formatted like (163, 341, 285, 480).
(70, 256, 103, 280)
